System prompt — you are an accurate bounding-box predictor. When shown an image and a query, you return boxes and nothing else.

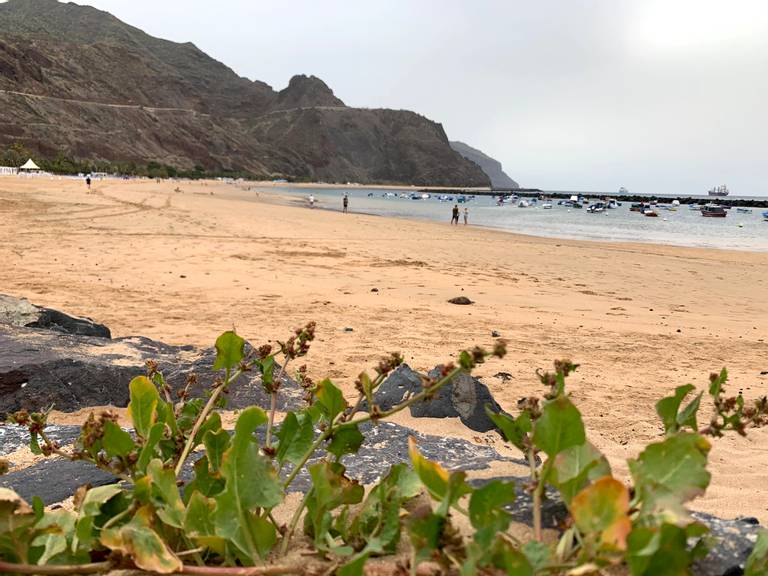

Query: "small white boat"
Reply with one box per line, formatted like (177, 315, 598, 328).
(736, 207, 753, 214)
(542, 201, 553, 209)
(421, 193, 431, 200)
(518, 199, 530, 208)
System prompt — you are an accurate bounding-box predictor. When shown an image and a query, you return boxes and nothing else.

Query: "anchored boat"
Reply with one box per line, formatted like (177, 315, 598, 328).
(701, 204, 727, 218)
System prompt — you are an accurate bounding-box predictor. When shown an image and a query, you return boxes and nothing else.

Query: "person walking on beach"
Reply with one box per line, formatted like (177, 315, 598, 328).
(308, 194, 316, 208)
(451, 204, 460, 225)
(463, 207, 469, 225)
(342, 194, 349, 213)
(85, 176, 91, 191)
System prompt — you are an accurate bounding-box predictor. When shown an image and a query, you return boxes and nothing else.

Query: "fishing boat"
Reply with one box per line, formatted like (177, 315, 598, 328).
(541, 201, 553, 209)
(701, 204, 727, 218)
(736, 207, 753, 214)
(762, 211, 768, 221)
(643, 208, 658, 217)
(518, 199, 530, 208)
(587, 202, 606, 213)
(689, 203, 701, 210)
(456, 195, 468, 203)
(630, 203, 645, 212)
(708, 185, 730, 197)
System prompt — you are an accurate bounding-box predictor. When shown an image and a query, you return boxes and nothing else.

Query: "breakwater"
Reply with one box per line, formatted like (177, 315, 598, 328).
(420, 189, 768, 208)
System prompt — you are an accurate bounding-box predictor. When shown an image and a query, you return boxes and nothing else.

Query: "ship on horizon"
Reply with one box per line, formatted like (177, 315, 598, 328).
(708, 184, 730, 197)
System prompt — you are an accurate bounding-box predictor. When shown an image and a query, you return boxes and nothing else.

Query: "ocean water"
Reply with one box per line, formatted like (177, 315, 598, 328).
(256, 186, 768, 252)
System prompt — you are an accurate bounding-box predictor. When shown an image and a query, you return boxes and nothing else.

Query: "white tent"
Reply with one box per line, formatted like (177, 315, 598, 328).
(19, 158, 40, 171)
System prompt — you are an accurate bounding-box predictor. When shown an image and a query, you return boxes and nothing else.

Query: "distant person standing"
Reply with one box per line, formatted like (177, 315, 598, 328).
(451, 204, 460, 225)
(85, 175, 91, 191)
(342, 193, 349, 213)
(308, 194, 315, 208)
(463, 207, 468, 225)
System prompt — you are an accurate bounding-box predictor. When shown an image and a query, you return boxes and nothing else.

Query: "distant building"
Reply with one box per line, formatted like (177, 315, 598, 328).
(0, 166, 17, 175)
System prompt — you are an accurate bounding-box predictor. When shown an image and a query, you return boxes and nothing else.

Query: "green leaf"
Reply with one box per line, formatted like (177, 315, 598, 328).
(74, 484, 123, 549)
(571, 476, 631, 551)
(31, 509, 76, 565)
(408, 437, 472, 507)
(136, 422, 164, 473)
(548, 441, 611, 504)
(214, 407, 281, 562)
(194, 411, 223, 445)
(275, 411, 316, 466)
(315, 378, 347, 422)
(102, 421, 135, 458)
(532, 395, 585, 458)
(406, 510, 444, 564)
(101, 506, 181, 574)
(493, 539, 535, 575)
(147, 459, 185, 529)
(629, 433, 711, 522)
(128, 376, 159, 439)
(327, 424, 365, 459)
(213, 330, 245, 371)
(486, 407, 531, 453)
(184, 492, 216, 537)
(184, 456, 225, 501)
(522, 540, 550, 573)
(745, 529, 768, 576)
(202, 429, 231, 473)
(627, 524, 692, 576)
(656, 384, 702, 434)
(469, 480, 516, 547)
(708, 367, 728, 396)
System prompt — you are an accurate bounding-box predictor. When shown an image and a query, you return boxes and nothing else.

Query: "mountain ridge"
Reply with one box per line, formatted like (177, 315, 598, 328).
(0, 0, 491, 186)
(450, 141, 518, 189)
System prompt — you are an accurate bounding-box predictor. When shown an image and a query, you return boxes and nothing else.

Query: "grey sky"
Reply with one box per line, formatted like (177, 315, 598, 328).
(76, 0, 768, 195)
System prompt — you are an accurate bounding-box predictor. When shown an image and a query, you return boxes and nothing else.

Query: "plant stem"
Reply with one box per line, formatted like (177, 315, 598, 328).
(527, 448, 543, 541)
(179, 564, 299, 575)
(0, 560, 111, 575)
(265, 361, 287, 449)
(175, 367, 244, 476)
(279, 488, 312, 556)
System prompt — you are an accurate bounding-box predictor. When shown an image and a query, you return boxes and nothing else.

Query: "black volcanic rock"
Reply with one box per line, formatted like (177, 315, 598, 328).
(0, 0, 490, 186)
(0, 294, 110, 338)
(360, 363, 506, 433)
(0, 324, 303, 416)
(450, 140, 518, 188)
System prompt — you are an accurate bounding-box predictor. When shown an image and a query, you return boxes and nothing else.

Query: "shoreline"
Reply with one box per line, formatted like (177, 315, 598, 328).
(258, 186, 768, 254)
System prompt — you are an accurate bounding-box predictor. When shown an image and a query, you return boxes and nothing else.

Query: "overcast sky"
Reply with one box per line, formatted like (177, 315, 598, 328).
(76, 0, 768, 195)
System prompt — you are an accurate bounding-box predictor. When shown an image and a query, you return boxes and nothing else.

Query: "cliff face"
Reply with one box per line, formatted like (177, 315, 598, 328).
(0, 0, 489, 186)
(450, 141, 518, 188)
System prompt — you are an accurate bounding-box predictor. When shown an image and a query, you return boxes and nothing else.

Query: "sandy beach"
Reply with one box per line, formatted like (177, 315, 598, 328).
(1, 176, 767, 523)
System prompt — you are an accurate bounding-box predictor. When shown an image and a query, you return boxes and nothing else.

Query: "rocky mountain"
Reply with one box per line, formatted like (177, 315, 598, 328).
(0, 0, 490, 186)
(450, 141, 518, 188)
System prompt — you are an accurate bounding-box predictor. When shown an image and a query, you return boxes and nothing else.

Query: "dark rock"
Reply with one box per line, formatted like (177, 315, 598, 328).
(0, 458, 117, 505)
(343, 327, 354, 332)
(691, 511, 763, 576)
(371, 288, 379, 293)
(0, 324, 303, 416)
(360, 364, 423, 412)
(491, 330, 501, 338)
(494, 372, 513, 382)
(422, 367, 506, 432)
(0, 294, 110, 338)
(0, 424, 82, 457)
(737, 516, 761, 526)
(360, 363, 506, 433)
(448, 297, 473, 305)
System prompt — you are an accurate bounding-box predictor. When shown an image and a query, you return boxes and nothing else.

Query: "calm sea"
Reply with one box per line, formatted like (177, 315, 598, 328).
(255, 186, 768, 252)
